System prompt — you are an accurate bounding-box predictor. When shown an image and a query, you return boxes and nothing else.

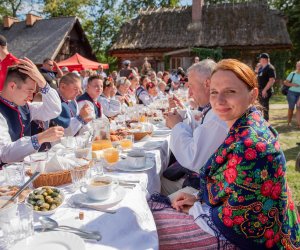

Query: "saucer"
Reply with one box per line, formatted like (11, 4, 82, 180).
(114, 158, 154, 172)
(70, 186, 126, 209)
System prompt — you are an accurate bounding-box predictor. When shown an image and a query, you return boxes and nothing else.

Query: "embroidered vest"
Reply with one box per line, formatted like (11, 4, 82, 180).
(50, 95, 77, 128)
(0, 99, 31, 142)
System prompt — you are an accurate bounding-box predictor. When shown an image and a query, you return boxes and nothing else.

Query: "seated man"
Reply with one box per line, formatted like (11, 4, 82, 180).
(77, 75, 104, 119)
(0, 58, 64, 166)
(50, 73, 92, 136)
(162, 59, 228, 195)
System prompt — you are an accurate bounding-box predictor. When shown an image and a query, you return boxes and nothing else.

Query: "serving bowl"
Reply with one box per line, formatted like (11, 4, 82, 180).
(26, 186, 65, 215)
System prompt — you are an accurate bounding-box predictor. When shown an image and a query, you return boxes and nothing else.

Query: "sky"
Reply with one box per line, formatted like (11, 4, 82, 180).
(180, 0, 192, 5)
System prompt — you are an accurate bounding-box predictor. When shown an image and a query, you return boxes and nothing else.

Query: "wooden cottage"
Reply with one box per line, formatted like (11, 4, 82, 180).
(110, 0, 292, 71)
(0, 14, 96, 65)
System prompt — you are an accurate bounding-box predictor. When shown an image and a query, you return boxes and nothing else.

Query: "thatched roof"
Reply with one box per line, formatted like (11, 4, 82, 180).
(0, 16, 95, 64)
(110, 1, 292, 52)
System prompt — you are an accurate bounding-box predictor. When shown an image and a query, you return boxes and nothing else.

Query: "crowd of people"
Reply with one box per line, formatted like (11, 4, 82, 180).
(1, 32, 300, 249)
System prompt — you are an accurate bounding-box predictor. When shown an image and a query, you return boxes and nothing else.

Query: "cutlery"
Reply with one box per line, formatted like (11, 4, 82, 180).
(71, 201, 117, 214)
(0, 171, 41, 209)
(39, 216, 101, 241)
(35, 227, 101, 241)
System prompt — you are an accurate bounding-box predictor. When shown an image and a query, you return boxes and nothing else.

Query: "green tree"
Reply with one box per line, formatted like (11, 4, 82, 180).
(43, 0, 90, 18)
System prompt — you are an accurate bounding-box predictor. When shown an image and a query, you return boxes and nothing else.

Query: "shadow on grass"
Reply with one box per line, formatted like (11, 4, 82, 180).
(284, 146, 300, 162)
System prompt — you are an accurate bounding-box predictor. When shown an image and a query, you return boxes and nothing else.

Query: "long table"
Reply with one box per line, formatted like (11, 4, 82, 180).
(1, 128, 171, 250)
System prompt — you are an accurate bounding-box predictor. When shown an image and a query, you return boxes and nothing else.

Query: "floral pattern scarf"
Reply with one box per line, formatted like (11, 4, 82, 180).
(199, 107, 300, 250)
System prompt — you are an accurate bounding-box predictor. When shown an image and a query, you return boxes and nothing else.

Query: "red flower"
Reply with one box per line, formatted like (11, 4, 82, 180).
(264, 229, 274, 239)
(244, 138, 253, 147)
(266, 239, 275, 248)
(227, 154, 242, 168)
(222, 149, 227, 156)
(270, 182, 282, 200)
(225, 187, 232, 194)
(261, 180, 274, 197)
(275, 165, 284, 178)
(244, 148, 257, 160)
(222, 207, 232, 217)
(223, 216, 234, 227)
(252, 113, 260, 121)
(240, 130, 249, 137)
(245, 177, 252, 183)
(224, 168, 238, 184)
(233, 216, 244, 225)
(216, 156, 224, 164)
(225, 136, 235, 145)
(238, 196, 245, 203)
(274, 233, 280, 243)
(256, 142, 266, 152)
(217, 182, 224, 191)
(247, 120, 253, 125)
(258, 213, 268, 224)
(274, 141, 280, 151)
(289, 201, 295, 211)
(267, 155, 273, 162)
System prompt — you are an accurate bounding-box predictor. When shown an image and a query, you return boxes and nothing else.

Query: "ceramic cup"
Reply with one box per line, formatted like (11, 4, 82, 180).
(126, 149, 146, 168)
(80, 176, 118, 201)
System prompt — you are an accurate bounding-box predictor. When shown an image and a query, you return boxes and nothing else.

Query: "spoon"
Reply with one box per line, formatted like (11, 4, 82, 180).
(39, 216, 101, 241)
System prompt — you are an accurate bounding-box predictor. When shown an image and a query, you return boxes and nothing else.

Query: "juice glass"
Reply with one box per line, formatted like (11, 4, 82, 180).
(119, 135, 134, 150)
(103, 148, 119, 164)
(92, 140, 113, 151)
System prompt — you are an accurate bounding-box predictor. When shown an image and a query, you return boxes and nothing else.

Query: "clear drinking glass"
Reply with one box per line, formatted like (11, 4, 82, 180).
(69, 166, 90, 189)
(0, 203, 33, 249)
(3, 163, 25, 186)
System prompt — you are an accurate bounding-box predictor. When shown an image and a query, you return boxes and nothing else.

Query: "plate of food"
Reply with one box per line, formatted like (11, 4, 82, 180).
(26, 186, 64, 215)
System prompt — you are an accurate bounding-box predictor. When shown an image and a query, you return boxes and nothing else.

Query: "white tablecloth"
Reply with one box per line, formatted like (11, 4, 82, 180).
(3, 131, 171, 250)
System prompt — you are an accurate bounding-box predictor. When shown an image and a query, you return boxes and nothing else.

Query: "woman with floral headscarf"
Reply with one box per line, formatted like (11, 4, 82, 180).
(151, 59, 300, 249)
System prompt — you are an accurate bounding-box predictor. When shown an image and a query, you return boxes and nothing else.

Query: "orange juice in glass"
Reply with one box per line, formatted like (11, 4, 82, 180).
(139, 115, 147, 122)
(92, 140, 113, 151)
(103, 148, 119, 164)
(120, 135, 133, 150)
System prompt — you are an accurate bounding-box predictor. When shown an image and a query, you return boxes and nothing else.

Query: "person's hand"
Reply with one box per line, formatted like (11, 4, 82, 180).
(18, 57, 47, 88)
(37, 126, 64, 144)
(53, 61, 58, 67)
(116, 95, 125, 104)
(79, 104, 93, 123)
(172, 192, 197, 214)
(168, 95, 184, 109)
(165, 110, 183, 129)
(262, 89, 267, 98)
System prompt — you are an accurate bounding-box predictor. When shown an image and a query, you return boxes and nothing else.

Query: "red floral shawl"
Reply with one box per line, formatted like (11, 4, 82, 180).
(199, 107, 300, 249)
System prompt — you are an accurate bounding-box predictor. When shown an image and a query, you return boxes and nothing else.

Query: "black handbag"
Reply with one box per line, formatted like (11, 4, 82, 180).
(281, 73, 295, 95)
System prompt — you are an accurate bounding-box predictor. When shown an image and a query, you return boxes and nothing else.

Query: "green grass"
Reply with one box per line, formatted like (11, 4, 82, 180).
(270, 105, 300, 205)
(270, 94, 286, 104)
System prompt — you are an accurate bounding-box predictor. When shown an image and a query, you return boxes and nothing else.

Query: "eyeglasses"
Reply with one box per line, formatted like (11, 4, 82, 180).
(48, 63, 54, 67)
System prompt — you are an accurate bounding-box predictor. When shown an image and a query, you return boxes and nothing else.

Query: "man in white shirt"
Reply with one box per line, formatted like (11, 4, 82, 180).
(0, 58, 64, 166)
(162, 59, 228, 195)
(50, 73, 93, 136)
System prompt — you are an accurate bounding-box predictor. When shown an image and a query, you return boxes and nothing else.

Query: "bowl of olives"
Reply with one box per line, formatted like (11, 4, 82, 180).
(26, 186, 64, 215)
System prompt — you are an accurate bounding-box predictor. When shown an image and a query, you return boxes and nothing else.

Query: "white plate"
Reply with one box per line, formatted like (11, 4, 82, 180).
(69, 186, 126, 209)
(152, 130, 171, 137)
(114, 158, 154, 172)
(10, 231, 85, 250)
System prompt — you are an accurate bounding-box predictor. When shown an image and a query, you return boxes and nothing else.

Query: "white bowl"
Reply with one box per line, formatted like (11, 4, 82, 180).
(126, 149, 146, 168)
(26, 186, 65, 216)
(0, 196, 18, 218)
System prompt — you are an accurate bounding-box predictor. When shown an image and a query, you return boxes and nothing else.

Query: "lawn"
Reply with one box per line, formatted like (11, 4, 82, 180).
(269, 97, 300, 205)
